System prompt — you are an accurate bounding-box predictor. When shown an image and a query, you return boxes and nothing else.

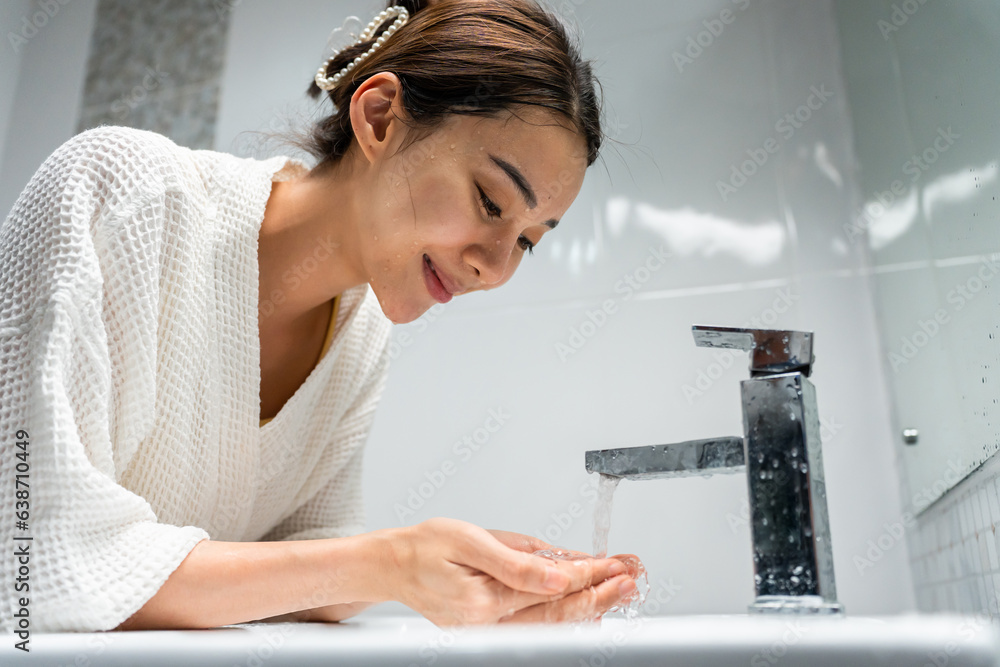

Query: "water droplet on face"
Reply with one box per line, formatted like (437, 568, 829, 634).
(374, 236, 378, 241)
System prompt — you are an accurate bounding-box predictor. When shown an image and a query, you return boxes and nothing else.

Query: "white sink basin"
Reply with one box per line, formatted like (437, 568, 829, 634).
(4, 613, 998, 666)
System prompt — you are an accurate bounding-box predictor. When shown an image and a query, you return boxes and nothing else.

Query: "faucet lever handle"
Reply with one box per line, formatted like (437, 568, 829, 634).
(692, 325, 815, 377)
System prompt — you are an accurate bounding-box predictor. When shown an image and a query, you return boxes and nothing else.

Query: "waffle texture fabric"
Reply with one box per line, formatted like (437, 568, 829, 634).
(0, 126, 393, 632)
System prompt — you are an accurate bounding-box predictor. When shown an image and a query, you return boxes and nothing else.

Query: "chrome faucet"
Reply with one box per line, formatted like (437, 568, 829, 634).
(585, 325, 843, 614)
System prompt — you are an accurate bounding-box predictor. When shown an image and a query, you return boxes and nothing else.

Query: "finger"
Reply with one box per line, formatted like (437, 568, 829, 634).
(456, 527, 576, 595)
(485, 529, 554, 554)
(607, 553, 644, 579)
(533, 546, 594, 561)
(487, 557, 629, 616)
(545, 556, 629, 592)
(500, 574, 637, 624)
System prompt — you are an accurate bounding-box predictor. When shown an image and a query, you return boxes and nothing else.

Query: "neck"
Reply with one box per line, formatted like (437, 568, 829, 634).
(257, 159, 367, 330)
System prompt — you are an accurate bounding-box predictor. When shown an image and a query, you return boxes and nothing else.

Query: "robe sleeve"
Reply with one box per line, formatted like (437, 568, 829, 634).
(0, 127, 210, 633)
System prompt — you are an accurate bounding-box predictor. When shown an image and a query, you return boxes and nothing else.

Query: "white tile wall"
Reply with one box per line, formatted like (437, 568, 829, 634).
(911, 452, 1000, 617)
(835, 0, 1000, 616)
(1, 0, 918, 617)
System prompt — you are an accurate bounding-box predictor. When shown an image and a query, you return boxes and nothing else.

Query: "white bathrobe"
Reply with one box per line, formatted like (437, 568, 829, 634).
(0, 126, 392, 632)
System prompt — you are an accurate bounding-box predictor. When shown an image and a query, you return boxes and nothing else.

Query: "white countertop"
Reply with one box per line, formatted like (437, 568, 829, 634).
(3, 612, 999, 666)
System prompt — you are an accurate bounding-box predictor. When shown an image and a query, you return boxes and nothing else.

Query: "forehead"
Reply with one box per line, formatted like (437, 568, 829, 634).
(446, 109, 588, 205)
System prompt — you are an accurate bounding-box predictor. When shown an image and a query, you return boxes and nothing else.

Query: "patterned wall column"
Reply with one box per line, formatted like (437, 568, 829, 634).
(77, 0, 232, 149)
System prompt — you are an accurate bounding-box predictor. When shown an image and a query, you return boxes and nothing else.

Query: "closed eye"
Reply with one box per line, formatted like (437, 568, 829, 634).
(477, 184, 503, 220)
(477, 183, 535, 256)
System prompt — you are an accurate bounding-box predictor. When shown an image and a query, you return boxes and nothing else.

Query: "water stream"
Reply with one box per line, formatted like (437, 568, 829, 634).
(535, 473, 650, 620)
(592, 473, 621, 558)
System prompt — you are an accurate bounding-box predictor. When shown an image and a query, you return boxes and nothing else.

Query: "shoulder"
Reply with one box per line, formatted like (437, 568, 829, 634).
(51, 125, 185, 177)
(59, 125, 180, 157)
(30, 126, 194, 209)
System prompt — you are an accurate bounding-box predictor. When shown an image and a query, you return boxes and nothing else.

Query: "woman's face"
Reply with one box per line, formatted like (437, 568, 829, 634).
(355, 108, 588, 324)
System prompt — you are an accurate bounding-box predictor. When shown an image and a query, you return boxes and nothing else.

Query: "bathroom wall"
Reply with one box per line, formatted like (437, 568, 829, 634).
(217, 0, 915, 615)
(1, 0, 917, 616)
(0, 0, 32, 171)
(0, 0, 97, 218)
(835, 0, 1000, 617)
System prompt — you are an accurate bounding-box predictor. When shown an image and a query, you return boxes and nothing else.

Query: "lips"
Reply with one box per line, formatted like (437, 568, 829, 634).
(423, 254, 454, 304)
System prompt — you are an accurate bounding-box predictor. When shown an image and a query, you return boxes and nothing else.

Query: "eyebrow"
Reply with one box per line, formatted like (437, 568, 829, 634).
(489, 154, 560, 229)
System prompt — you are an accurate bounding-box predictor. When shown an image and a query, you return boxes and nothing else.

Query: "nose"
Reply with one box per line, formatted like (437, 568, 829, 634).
(466, 235, 516, 288)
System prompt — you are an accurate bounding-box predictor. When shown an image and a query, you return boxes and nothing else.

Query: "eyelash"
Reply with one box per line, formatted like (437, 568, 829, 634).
(477, 184, 535, 256)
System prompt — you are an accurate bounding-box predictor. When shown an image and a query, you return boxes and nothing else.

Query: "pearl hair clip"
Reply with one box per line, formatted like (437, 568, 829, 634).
(314, 5, 410, 91)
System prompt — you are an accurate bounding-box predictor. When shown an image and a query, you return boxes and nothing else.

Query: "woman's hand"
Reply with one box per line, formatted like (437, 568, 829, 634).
(383, 518, 636, 626)
(485, 529, 646, 621)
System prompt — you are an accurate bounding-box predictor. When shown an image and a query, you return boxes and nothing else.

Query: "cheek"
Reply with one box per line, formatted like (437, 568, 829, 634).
(497, 251, 524, 286)
(409, 181, 479, 244)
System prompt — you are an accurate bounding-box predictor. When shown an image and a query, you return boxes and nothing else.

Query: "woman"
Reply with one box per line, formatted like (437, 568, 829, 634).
(0, 0, 641, 633)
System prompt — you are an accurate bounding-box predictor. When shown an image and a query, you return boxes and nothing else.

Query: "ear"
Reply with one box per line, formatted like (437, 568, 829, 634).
(348, 72, 408, 165)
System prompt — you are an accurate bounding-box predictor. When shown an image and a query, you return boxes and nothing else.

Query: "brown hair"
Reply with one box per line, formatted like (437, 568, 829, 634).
(304, 0, 602, 168)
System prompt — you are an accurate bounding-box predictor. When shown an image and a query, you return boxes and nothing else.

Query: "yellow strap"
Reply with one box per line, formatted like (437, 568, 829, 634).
(318, 293, 341, 362)
(259, 294, 341, 427)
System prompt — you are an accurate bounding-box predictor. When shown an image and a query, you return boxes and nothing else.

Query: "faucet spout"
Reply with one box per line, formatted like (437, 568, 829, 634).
(585, 437, 744, 480)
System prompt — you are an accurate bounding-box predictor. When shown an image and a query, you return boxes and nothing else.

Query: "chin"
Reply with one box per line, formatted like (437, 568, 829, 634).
(372, 290, 431, 325)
